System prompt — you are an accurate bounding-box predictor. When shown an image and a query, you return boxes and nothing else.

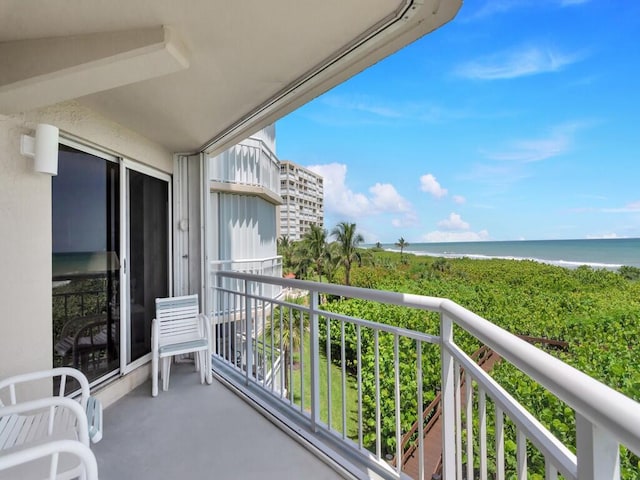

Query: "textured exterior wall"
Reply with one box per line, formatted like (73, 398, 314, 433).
(0, 101, 172, 399)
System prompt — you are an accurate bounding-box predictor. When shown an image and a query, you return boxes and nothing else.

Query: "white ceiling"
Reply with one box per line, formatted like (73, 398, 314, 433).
(0, 1, 461, 154)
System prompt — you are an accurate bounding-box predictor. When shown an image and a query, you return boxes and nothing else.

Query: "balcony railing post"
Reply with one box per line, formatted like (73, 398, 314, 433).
(309, 289, 320, 432)
(245, 279, 252, 386)
(440, 312, 457, 478)
(576, 412, 620, 480)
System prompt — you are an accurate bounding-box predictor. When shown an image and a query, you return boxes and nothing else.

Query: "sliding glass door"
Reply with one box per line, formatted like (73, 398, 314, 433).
(53, 143, 171, 384)
(125, 165, 170, 365)
(52, 145, 121, 384)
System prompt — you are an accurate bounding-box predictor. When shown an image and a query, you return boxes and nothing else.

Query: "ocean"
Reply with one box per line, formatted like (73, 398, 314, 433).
(377, 238, 640, 270)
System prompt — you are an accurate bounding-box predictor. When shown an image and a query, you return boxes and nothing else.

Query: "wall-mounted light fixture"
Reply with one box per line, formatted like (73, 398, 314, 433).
(20, 123, 59, 175)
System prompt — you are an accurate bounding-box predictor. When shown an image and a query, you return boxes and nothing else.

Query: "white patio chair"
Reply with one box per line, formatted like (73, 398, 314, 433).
(0, 438, 98, 480)
(0, 367, 102, 444)
(151, 294, 213, 397)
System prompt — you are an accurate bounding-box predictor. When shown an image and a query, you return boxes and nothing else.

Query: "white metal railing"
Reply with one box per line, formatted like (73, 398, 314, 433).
(209, 257, 283, 317)
(211, 272, 640, 480)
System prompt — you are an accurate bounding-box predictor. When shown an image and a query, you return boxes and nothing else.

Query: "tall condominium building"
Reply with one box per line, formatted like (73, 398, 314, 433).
(279, 161, 324, 241)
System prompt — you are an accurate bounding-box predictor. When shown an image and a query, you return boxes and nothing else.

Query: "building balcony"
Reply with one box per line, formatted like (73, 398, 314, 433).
(204, 271, 640, 480)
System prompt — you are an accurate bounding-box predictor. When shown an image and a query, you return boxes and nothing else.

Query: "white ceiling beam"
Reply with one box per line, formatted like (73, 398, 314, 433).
(0, 26, 189, 114)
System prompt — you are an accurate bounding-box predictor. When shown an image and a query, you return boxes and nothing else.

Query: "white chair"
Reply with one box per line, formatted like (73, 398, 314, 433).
(0, 438, 98, 480)
(0, 367, 102, 444)
(151, 294, 212, 396)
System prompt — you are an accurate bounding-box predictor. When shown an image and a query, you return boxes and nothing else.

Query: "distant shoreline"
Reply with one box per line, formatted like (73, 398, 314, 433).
(367, 238, 640, 270)
(380, 247, 622, 270)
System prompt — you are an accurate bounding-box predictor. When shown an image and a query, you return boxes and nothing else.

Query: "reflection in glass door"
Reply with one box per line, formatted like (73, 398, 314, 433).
(126, 168, 170, 364)
(52, 145, 120, 385)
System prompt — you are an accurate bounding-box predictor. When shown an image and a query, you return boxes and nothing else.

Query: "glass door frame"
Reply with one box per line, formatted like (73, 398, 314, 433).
(57, 136, 122, 388)
(120, 158, 173, 375)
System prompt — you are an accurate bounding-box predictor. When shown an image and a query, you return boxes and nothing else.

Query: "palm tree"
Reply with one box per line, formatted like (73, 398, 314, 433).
(395, 237, 409, 260)
(303, 225, 328, 282)
(331, 221, 364, 286)
(277, 235, 294, 273)
(323, 242, 342, 284)
(265, 300, 308, 395)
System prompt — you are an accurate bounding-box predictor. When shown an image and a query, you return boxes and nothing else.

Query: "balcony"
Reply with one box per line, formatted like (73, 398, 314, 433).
(206, 271, 640, 480)
(92, 362, 342, 479)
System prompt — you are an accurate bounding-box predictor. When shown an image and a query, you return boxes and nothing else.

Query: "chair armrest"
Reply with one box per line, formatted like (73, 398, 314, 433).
(85, 396, 103, 443)
(0, 439, 98, 480)
(0, 396, 90, 447)
(0, 367, 91, 408)
(199, 313, 212, 344)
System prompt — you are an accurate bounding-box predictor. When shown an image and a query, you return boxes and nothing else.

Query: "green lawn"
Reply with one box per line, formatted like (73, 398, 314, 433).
(290, 334, 359, 440)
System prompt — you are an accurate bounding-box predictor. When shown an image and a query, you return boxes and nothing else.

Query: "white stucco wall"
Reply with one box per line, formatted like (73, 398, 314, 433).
(0, 101, 172, 399)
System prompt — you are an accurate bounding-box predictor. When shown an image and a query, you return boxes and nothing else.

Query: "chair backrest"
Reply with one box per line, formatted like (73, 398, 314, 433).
(155, 295, 202, 347)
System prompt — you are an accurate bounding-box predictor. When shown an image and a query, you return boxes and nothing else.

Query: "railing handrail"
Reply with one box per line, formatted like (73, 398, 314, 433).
(210, 256, 282, 266)
(440, 299, 640, 456)
(214, 270, 640, 458)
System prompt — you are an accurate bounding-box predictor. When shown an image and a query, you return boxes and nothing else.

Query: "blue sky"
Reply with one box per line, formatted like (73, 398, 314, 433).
(276, 0, 640, 243)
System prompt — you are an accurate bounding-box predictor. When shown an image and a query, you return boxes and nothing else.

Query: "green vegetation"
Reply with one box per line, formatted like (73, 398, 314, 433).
(290, 333, 359, 438)
(345, 251, 640, 476)
(279, 223, 640, 476)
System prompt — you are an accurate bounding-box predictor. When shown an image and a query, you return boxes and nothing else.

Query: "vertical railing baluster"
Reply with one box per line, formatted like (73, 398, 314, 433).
(289, 307, 294, 404)
(440, 313, 456, 477)
(465, 376, 473, 480)
(262, 302, 266, 385)
(326, 315, 332, 430)
(417, 340, 424, 480)
(341, 320, 347, 439)
(254, 297, 259, 381)
(211, 278, 218, 362)
(575, 412, 620, 480)
(232, 293, 237, 367)
(309, 290, 320, 431)
(374, 329, 381, 460)
(279, 305, 284, 398)
(357, 324, 363, 450)
(495, 406, 505, 480)
(394, 334, 402, 475)
(299, 302, 305, 413)
(245, 279, 252, 386)
(545, 460, 558, 480)
(479, 388, 487, 480)
(270, 300, 274, 391)
(455, 360, 462, 480)
(516, 428, 527, 480)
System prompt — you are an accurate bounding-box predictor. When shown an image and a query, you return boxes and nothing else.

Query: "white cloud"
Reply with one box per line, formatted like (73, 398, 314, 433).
(453, 195, 466, 205)
(455, 46, 584, 80)
(307, 163, 414, 221)
(392, 212, 419, 228)
(600, 201, 640, 213)
(307, 163, 370, 218)
(438, 213, 470, 231)
(485, 121, 587, 163)
(422, 230, 490, 242)
(420, 174, 448, 198)
(369, 183, 412, 213)
(462, 0, 590, 22)
(586, 233, 625, 239)
(322, 95, 402, 119)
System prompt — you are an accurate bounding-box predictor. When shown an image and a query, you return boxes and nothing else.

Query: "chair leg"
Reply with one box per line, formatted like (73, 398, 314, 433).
(194, 351, 200, 372)
(152, 353, 159, 397)
(199, 351, 206, 384)
(206, 348, 212, 385)
(162, 357, 172, 391)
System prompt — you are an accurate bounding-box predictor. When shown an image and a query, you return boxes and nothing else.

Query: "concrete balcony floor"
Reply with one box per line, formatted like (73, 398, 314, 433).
(93, 363, 344, 479)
